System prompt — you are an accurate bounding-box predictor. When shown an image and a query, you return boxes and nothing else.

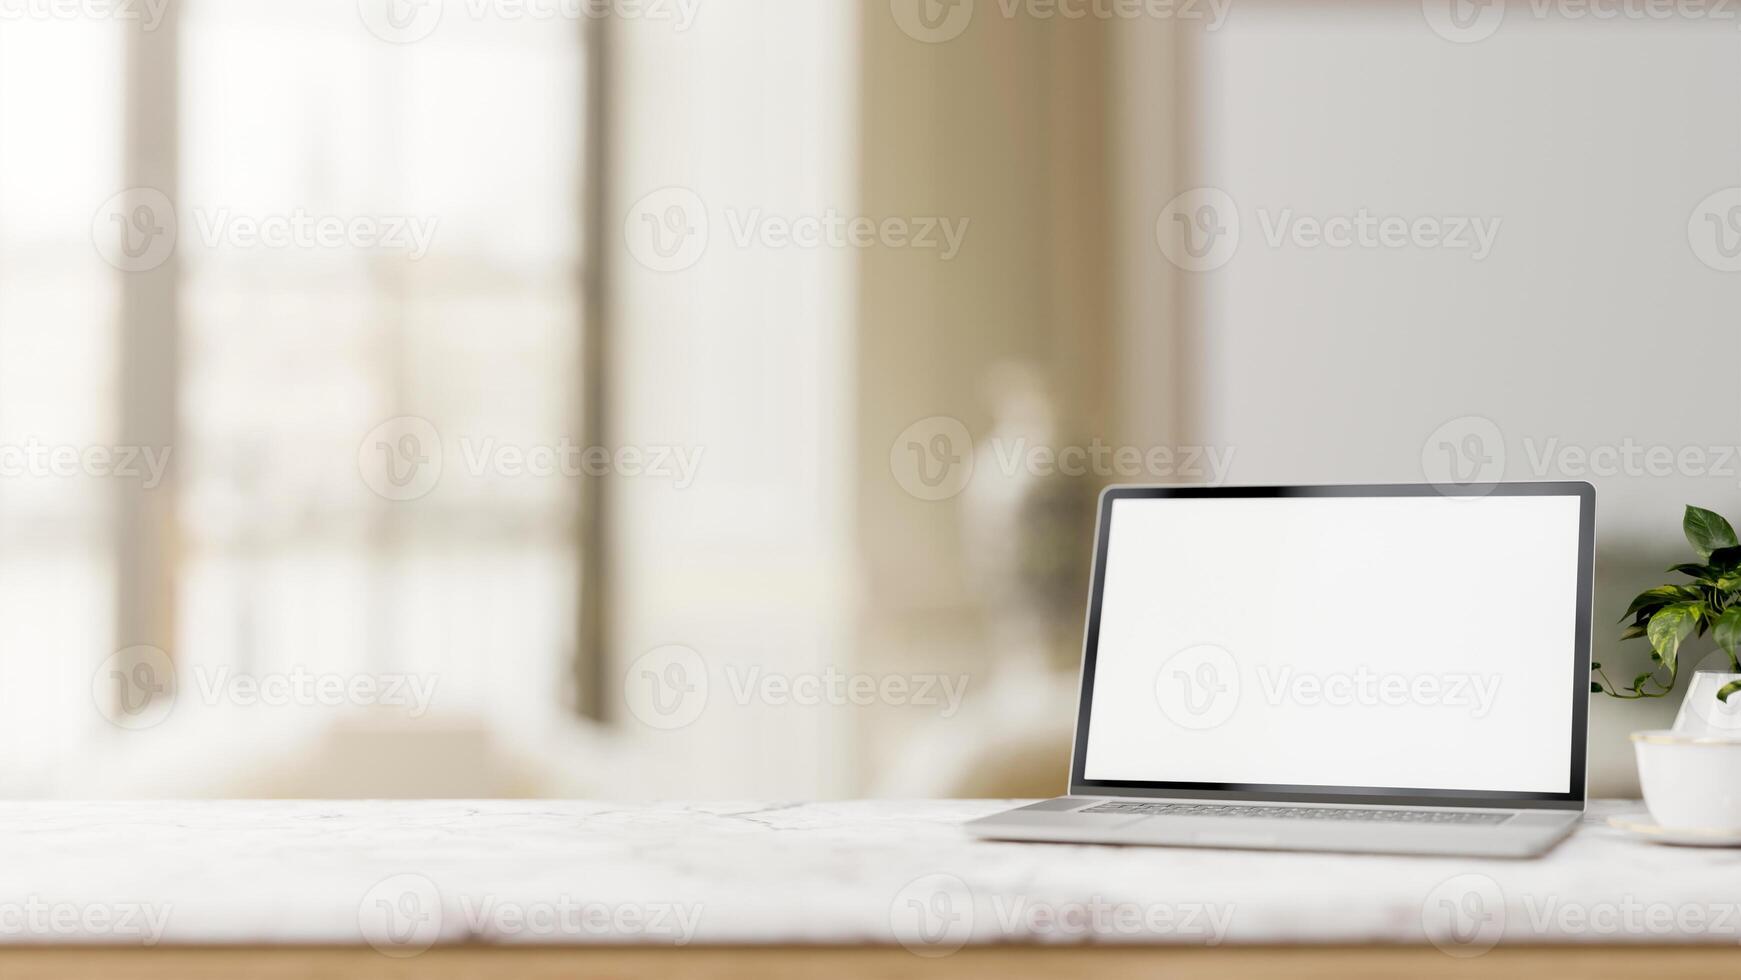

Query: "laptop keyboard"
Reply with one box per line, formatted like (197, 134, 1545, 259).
(1082, 802, 1514, 825)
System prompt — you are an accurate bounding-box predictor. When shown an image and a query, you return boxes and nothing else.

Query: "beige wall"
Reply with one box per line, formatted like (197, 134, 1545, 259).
(855, 4, 1127, 794)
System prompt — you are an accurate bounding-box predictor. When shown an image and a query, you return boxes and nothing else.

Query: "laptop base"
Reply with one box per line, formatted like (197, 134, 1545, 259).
(966, 797, 1580, 858)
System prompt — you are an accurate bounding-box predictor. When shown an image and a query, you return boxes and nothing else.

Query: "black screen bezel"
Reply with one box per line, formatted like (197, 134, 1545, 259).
(1068, 482, 1595, 809)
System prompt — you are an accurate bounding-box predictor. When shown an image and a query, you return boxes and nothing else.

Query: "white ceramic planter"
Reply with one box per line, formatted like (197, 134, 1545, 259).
(1671, 670, 1741, 737)
(1633, 730, 1741, 830)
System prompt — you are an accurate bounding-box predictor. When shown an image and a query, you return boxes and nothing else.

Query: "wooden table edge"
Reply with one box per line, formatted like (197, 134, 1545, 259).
(0, 943, 1735, 979)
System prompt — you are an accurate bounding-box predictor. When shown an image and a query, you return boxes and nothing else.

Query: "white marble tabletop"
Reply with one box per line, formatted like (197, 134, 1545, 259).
(0, 799, 1734, 955)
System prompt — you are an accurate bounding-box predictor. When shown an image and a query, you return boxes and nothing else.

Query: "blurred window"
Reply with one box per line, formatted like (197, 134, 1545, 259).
(0, 0, 595, 785)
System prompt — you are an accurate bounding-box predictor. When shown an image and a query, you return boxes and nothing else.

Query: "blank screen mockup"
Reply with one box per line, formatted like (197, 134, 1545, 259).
(1082, 493, 1582, 794)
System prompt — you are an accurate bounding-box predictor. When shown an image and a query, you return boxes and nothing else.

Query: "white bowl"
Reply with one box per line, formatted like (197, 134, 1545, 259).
(1633, 730, 1741, 831)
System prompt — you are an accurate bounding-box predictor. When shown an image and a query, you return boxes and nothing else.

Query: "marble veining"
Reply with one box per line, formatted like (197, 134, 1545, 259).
(0, 799, 1731, 950)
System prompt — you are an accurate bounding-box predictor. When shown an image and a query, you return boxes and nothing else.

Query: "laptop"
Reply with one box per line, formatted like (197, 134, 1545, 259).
(967, 482, 1595, 857)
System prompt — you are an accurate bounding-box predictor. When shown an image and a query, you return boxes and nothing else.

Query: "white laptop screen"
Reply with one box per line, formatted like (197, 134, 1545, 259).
(1081, 492, 1584, 795)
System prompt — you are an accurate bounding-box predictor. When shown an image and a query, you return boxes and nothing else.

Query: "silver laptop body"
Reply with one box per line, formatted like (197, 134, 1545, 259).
(967, 482, 1594, 858)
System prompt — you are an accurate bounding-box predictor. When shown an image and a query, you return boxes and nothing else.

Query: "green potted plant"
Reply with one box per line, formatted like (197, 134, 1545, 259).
(1594, 505, 1741, 706)
(1600, 506, 1741, 836)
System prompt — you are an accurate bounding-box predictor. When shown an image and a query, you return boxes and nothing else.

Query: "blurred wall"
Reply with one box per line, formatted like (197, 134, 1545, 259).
(604, 0, 858, 796)
(1155, 2, 1741, 795)
(856, 0, 1739, 799)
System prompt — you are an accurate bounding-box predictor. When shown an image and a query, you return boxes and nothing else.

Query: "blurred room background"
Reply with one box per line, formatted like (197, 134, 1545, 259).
(0, 0, 1735, 799)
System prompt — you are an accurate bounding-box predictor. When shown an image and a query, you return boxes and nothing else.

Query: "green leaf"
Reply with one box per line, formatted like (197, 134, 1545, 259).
(1620, 586, 1697, 623)
(1648, 603, 1699, 672)
(1620, 623, 1648, 640)
(1708, 545, 1741, 571)
(1591, 661, 1602, 670)
(1590, 682, 1604, 694)
(1720, 680, 1741, 703)
(1684, 506, 1738, 560)
(1632, 672, 1654, 692)
(1669, 562, 1716, 579)
(1715, 608, 1741, 670)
